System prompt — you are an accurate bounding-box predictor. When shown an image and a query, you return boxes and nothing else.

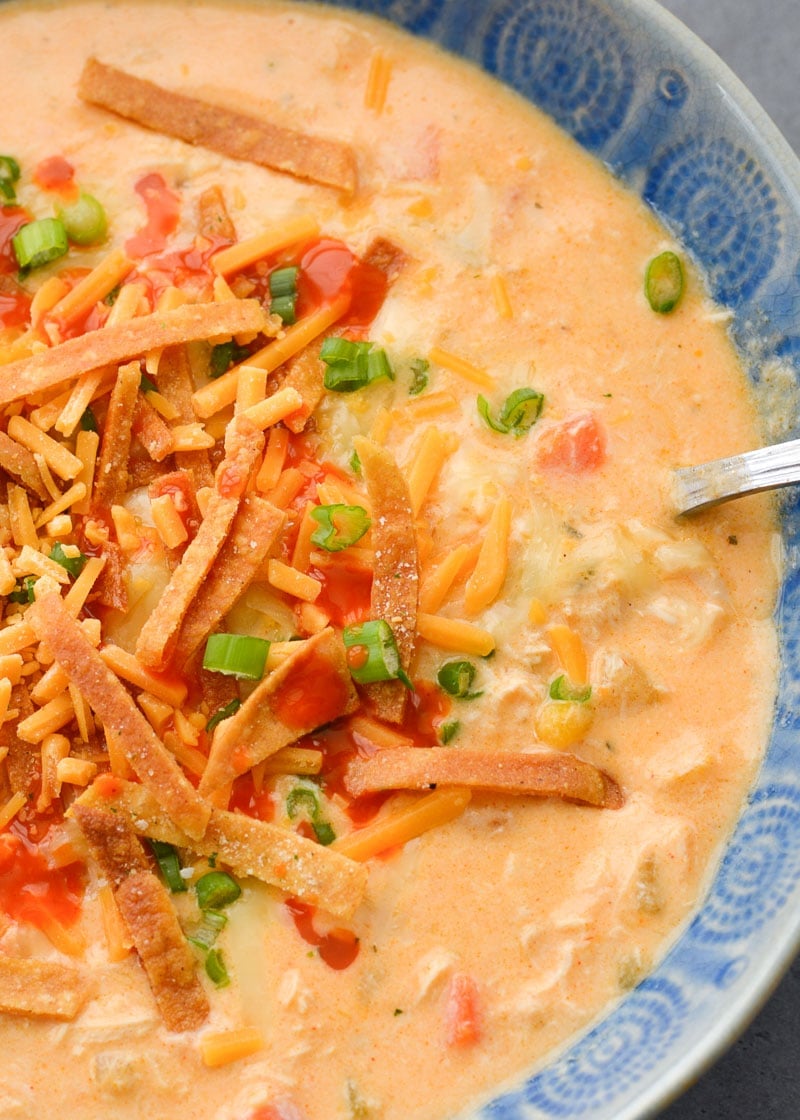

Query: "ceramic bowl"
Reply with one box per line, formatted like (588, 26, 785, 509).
(317, 1, 800, 1117)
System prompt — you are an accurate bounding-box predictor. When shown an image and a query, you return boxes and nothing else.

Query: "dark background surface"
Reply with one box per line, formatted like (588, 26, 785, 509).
(653, 2, 799, 1117)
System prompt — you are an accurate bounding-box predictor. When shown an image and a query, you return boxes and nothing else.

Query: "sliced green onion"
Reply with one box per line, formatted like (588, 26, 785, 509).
(206, 697, 242, 733)
(79, 406, 98, 432)
(286, 784, 336, 846)
(12, 217, 69, 273)
(149, 840, 187, 893)
(187, 909, 228, 950)
(342, 619, 413, 689)
(549, 674, 592, 703)
(202, 633, 270, 680)
(139, 373, 158, 394)
(321, 338, 394, 393)
(204, 947, 231, 988)
(436, 659, 483, 700)
(209, 340, 249, 379)
(645, 251, 684, 313)
(49, 542, 87, 579)
(477, 387, 544, 438)
(409, 357, 429, 396)
(270, 293, 297, 325)
(58, 192, 107, 246)
(9, 576, 37, 605)
(349, 448, 362, 476)
(269, 265, 299, 298)
(438, 719, 460, 745)
(310, 504, 371, 552)
(0, 156, 20, 203)
(195, 870, 242, 910)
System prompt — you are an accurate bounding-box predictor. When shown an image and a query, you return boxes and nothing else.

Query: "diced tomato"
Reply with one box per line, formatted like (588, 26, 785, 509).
(535, 410, 607, 474)
(443, 972, 482, 1048)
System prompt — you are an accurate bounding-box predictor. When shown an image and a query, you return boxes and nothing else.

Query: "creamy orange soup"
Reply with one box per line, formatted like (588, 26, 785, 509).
(0, 2, 779, 1119)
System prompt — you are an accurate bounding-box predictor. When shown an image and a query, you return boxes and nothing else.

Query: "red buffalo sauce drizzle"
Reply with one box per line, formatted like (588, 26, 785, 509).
(285, 898, 359, 970)
(0, 822, 86, 935)
(271, 647, 352, 731)
(32, 155, 77, 199)
(0, 205, 32, 325)
(125, 172, 181, 259)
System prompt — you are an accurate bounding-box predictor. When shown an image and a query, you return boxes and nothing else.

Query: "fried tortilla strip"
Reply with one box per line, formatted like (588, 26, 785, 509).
(79, 58, 357, 196)
(279, 339, 326, 434)
(197, 184, 236, 242)
(155, 345, 214, 489)
(77, 778, 368, 920)
(171, 495, 286, 665)
(135, 417, 265, 671)
(344, 748, 624, 809)
(27, 592, 211, 840)
(352, 436, 419, 723)
(0, 299, 268, 407)
(92, 360, 141, 510)
(132, 394, 174, 462)
(363, 235, 409, 282)
(0, 431, 49, 500)
(0, 955, 91, 1020)
(72, 803, 209, 1032)
(200, 627, 358, 795)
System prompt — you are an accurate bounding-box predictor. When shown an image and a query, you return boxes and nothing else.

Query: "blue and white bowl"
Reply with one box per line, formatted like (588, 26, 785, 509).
(320, 1, 800, 1117)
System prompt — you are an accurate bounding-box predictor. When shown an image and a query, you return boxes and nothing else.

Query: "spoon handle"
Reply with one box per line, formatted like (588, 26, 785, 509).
(673, 437, 800, 515)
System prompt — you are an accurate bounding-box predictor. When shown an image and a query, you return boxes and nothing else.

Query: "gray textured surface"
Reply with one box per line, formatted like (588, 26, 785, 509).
(655, 4, 799, 1117)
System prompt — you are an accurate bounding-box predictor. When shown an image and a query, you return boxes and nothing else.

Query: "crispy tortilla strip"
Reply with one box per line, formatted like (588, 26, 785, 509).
(132, 393, 174, 462)
(200, 627, 358, 795)
(171, 495, 286, 665)
(92, 360, 141, 511)
(73, 802, 209, 1032)
(0, 299, 268, 408)
(156, 346, 214, 489)
(363, 235, 409, 282)
(0, 955, 91, 1020)
(344, 748, 624, 809)
(2, 682, 37, 796)
(77, 777, 368, 920)
(279, 339, 325, 434)
(197, 184, 236, 242)
(79, 58, 357, 196)
(351, 436, 419, 723)
(27, 592, 211, 840)
(135, 418, 265, 671)
(0, 431, 49, 500)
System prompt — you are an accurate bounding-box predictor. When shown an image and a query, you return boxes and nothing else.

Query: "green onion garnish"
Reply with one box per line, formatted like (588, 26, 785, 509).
(436, 660, 483, 700)
(644, 251, 684, 313)
(320, 337, 394, 393)
(204, 948, 231, 988)
(148, 840, 187, 893)
(49, 542, 87, 579)
(187, 909, 228, 951)
(477, 388, 544, 437)
(58, 192, 107, 246)
(269, 266, 299, 325)
(195, 870, 242, 911)
(269, 293, 297, 324)
(12, 217, 69, 273)
(208, 340, 249, 379)
(409, 358, 429, 396)
(139, 373, 158, 394)
(0, 156, 20, 203)
(202, 633, 270, 680)
(286, 784, 336, 846)
(549, 674, 592, 703)
(8, 576, 37, 604)
(438, 719, 460, 745)
(342, 619, 413, 689)
(79, 406, 98, 432)
(310, 504, 371, 552)
(206, 697, 242, 733)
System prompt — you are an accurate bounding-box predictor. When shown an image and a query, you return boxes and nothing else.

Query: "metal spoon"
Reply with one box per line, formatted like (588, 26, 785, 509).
(673, 437, 800, 515)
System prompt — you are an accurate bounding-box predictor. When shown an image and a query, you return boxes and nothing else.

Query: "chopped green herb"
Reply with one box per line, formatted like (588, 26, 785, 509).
(49, 542, 87, 579)
(195, 870, 242, 911)
(139, 373, 158, 394)
(12, 217, 69, 274)
(408, 357, 429, 396)
(79, 406, 98, 432)
(477, 387, 544, 437)
(187, 909, 228, 951)
(349, 448, 362, 476)
(548, 674, 592, 703)
(8, 576, 37, 604)
(205, 697, 242, 733)
(310, 504, 371, 552)
(436, 660, 482, 700)
(103, 284, 121, 306)
(202, 633, 269, 680)
(204, 947, 231, 988)
(148, 840, 187, 893)
(644, 250, 684, 313)
(208, 340, 249, 379)
(438, 719, 460, 744)
(343, 619, 413, 689)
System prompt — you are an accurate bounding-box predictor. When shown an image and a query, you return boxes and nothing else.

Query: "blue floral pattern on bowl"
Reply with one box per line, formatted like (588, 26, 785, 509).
(313, 1, 800, 1116)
